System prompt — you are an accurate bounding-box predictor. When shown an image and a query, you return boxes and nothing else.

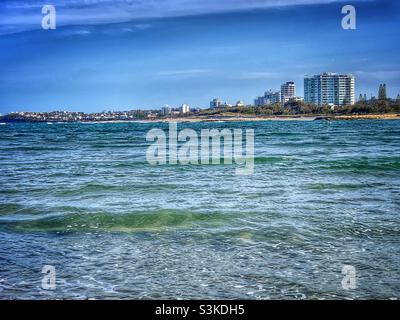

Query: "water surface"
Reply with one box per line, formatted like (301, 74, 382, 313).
(0, 120, 399, 299)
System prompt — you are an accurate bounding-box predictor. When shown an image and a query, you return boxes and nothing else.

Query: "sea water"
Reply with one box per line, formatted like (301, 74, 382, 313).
(0, 120, 399, 299)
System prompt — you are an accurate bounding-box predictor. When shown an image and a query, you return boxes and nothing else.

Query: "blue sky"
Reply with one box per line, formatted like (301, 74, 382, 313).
(0, 0, 399, 113)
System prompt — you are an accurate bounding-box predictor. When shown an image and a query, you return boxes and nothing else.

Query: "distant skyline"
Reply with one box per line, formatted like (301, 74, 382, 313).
(0, 0, 399, 113)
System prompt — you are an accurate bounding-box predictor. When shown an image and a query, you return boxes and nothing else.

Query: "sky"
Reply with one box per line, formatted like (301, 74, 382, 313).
(0, 0, 399, 113)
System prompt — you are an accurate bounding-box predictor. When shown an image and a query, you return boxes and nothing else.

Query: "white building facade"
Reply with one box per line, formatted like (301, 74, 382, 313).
(180, 104, 190, 114)
(304, 73, 355, 106)
(281, 82, 296, 103)
(254, 90, 281, 106)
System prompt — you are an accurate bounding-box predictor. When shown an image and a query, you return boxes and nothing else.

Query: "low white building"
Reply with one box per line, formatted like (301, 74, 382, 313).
(161, 105, 172, 116)
(210, 98, 226, 109)
(236, 100, 245, 107)
(254, 90, 281, 106)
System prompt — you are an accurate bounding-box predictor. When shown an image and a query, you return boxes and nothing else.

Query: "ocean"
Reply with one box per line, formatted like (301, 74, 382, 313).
(0, 120, 399, 299)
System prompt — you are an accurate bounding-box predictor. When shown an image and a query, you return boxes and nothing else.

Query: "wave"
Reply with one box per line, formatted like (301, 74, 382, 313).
(318, 158, 400, 172)
(324, 223, 400, 239)
(56, 182, 183, 196)
(0, 203, 26, 216)
(1, 146, 68, 152)
(306, 182, 386, 191)
(254, 156, 297, 164)
(0, 210, 232, 233)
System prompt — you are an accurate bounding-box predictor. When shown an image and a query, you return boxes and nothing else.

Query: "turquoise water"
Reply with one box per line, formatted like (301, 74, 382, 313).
(0, 120, 399, 299)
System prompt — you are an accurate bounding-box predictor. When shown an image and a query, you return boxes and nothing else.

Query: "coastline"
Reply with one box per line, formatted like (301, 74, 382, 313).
(150, 113, 400, 123)
(1, 113, 399, 124)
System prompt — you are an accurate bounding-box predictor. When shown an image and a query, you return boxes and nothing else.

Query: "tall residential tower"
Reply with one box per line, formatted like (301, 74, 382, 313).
(304, 73, 355, 106)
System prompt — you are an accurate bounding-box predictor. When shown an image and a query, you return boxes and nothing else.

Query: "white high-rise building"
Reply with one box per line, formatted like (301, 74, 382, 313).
(180, 104, 190, 114)
(281, 81, 296, 103)
(304, 73, 355, 106)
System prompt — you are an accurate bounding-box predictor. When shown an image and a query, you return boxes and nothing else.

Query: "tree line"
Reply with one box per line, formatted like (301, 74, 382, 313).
(199, 99, 400, 117)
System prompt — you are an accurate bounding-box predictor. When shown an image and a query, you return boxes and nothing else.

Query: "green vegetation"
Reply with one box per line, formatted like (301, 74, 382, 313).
(1, 99, 399, 123)
(197, 99, 400, 117)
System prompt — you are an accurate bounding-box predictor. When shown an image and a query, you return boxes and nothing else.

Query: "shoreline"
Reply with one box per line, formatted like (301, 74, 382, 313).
(1, 113, 399, 124)
(134, 113, 400, 123)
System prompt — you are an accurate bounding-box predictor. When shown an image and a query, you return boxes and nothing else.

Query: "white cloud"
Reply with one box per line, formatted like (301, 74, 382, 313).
(158, 69, 211, 78)
(0, 0, 368, 35)
(120, 24, 152, 32)
(134, 24, 152, 30)
(239, 71, 282, 79)
(64, 29, 92, 36)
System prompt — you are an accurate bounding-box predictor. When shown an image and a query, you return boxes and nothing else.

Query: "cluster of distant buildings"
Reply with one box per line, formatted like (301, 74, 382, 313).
(254, 81, 303, 106)
(209, 82, 301, 110)
(3, 73, 399, 122)
(210, 73, 357, 109)
(209, 98, 245, 109)
(4, 110, 160, 122)
(161, 104, 201, 116)
(208, 72, 399, 110)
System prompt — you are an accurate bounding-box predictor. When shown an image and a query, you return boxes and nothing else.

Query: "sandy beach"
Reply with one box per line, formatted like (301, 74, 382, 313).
(156, 113, 400, 123)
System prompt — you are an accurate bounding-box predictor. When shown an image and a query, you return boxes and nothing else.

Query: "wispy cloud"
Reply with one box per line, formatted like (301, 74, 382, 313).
(238, 71, 282, 80)
(134, 23, 152, 30)
(0, 0, 365, 35)
(158, 69, 211, 78)
(63, 29, 92, 36)
(353, 70, 400, 81)
(120, 24, 152, 33)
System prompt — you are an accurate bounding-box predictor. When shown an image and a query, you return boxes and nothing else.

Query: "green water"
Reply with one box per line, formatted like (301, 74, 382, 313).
(0, 120, 399, 299)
